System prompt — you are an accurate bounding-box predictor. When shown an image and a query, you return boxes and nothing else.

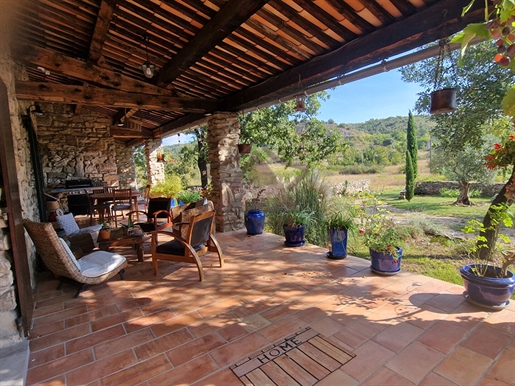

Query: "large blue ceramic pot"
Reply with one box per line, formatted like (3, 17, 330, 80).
(245, 209, 265, 235)
(327, 228, 348, 259)
(370, 247, 402, 275)
(283, 225, 305, 247)
(460, 264, 515, 308)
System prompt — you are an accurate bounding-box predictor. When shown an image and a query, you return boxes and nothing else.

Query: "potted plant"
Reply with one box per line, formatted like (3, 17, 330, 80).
(99, 222, 111, 240)
(325, 209, 356, 259)
(460, 207, 515, 309)
(238, 113, 253, 154)
(358, 200, 404, 275)
(282, 207, 314, 247)
(244, 188, 266, 235)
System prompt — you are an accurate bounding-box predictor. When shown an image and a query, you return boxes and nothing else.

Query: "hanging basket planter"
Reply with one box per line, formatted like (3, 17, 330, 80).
(238, 144, 252, 154)
(430, 88, 457, 114)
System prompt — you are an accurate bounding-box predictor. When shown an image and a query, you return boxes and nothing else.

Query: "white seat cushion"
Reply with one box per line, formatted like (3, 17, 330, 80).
(78, 251, 126, 278)
(78, 224, 102, 247)
(56, 213, 80, 236)
(58, 238, 82, 272)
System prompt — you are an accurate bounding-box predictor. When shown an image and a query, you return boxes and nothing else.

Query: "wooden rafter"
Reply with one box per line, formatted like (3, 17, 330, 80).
(156, 0, 271, 86)
(15, 82, 220, 113)
(89, 0, 117, 63)
(12, 45, 175, 96)
(221, 0, 485, 113)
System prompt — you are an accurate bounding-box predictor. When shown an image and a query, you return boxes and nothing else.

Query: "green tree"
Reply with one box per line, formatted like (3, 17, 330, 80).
(402, 40, 514, 257)
(406, 111, 418, 178)
(405, 151, 415, 201)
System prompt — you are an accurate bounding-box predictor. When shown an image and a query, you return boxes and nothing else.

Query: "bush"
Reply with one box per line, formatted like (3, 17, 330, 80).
(150, 175, 182, 198)
(338, 165, 384, 175)
(177, 189, 201, 203)
(439, 188, 482, 198)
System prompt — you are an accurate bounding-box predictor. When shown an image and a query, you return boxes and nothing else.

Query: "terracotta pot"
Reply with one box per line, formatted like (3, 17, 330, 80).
(99, 229, 111, 240)
(430, 88, 456, 114)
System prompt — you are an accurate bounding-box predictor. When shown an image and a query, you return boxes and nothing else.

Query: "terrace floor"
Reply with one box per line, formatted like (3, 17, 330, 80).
(27, 230, 514, 385)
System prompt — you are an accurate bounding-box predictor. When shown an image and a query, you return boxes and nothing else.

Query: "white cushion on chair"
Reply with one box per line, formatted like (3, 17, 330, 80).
(56, 213, 80, 236)
(78, 251, 127, 278)
(58, 238, 82, 272)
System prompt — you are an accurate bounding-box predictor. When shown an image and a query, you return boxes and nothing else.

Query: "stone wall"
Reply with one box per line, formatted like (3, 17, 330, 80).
(414, 181, 506, 197)
(114, 140, 136, 189)
(35, 104, 120, 187)
(207, 112, 244, 232)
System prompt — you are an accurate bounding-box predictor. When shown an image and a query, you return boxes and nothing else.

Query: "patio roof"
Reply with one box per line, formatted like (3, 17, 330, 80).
(23, 230, 514, 385)
(9, 0, 487, 146)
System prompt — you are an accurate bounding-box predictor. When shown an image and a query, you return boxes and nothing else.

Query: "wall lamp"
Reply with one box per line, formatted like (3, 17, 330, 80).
(28, 104, 45, 116)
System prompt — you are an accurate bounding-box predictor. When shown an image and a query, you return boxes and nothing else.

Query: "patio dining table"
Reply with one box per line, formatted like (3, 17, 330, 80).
(89, 190, 140, 223)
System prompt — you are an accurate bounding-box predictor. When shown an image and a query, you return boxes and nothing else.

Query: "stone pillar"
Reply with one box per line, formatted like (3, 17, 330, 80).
(207, 112, 244, 232)
(146, 139, 165, 185)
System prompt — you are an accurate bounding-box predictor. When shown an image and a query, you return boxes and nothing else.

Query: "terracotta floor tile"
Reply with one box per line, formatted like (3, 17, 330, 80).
(385, 341, 444, 384)
(33, 303, 64, 318)
(64, 305, 119, 329)
(66, 349, 138, 385)
(166, 333, 227, 366)
(29, 324, 91, 353)
(30, 320, 65, 340)
(361, 367, 414, 386)
(460, 324, 511, 359)
(99, 354, 172, 386)
(28, 344, 65, 369)
(434, 346, 493, 385)
(210, 332, 270, 367)
(257, 315, 307, 343)
(32, 305, 89, 329)
(316, 369, 359, 385)
(94, 328, 155, 359)
(150, 311, 204, 337)
(442, 303, 489, 330)
(29, 374, 66, 386)
(66, 325, 125, 354)
(372, 322, 424, 352)
(425, 292, 466, 312)
(416, 320, 469, 354)
(310, 316, 346, 337)
(148, 354, 220, 386)
(188, 311, 239, 338)
(133, 328, 193, 361)
(295, 306, 328, 323)
(240, 314, 271, 333)
(90, 308, 144, 332)
(341, 340, 395, 381)
(124, 309, 176, 334)
(26, 348, 94, 385)
(485, 347, 515, 384)
(333, 318, 385, 349)
(218, 322, 248, 342)
(484, 309, 515, 335)
(191, 368, 242, 386)
(418, 371, 458, 386)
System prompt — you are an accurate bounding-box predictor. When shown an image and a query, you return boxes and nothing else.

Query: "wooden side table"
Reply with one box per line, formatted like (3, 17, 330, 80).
(98, 228, 147, 262)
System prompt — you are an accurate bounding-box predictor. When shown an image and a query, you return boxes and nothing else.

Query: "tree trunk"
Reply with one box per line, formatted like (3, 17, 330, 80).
(454, 180, 472, 205)
(476, 167, 515, 261)
(197, 137, 208, 188)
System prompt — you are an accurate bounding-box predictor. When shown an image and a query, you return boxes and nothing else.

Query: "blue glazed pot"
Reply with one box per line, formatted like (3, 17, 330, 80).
(245, 209, 265, 235)
(327, 228, 348, 259)
(283, 225, 305, 247)
(370, 247, 402, 275)
(460, 264, 515, 307)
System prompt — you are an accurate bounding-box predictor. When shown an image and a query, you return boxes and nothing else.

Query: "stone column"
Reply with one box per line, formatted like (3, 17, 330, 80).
(146, 139, 165, 185)
(207, 112, 244, 232)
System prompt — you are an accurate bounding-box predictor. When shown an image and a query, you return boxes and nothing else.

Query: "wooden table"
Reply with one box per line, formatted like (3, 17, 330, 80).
(90, 190, 140, 222)
(98, 228, 147, 262)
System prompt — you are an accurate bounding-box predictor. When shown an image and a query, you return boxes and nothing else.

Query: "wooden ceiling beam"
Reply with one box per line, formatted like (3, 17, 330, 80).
(358, 0, 396, 25)
(154, 113, 207, 138)
(110, 127, 153, 138)
(221, 0, 486, 112)
(15, 82, 220, 113)
(12, 45, 174, 96)
(156, 0, 271, 86)
(89, 0, 117, 63)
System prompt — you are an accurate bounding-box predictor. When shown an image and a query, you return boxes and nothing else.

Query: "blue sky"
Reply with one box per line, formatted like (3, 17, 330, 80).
(163, 69, 424, 145)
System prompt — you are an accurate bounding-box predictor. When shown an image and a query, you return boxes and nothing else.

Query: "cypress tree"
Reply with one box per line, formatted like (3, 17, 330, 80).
(405, 150, 415, 201)
(407, 111, 418, 178)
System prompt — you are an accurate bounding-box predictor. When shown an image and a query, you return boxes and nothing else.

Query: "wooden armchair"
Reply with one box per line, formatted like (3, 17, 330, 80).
(151, 210, 223, 281)
(23, 220, 127, 297)
(128, 197, 173, 233)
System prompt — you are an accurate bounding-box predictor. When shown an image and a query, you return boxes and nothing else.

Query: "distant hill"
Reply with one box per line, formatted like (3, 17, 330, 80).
(335, 115, 435, 137)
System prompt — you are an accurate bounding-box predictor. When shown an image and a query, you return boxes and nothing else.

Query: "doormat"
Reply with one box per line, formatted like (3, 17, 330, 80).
(230, 327, 355, 385)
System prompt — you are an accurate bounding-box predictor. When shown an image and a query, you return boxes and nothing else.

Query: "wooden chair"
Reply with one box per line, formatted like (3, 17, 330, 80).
(128, 197, 173, 233)
(137, 184, 151, 211)
(86, 191, 111, 225)
(151, 210, 223, 280)
(23, 220, 127, 297)
(111, 188, 132, 226)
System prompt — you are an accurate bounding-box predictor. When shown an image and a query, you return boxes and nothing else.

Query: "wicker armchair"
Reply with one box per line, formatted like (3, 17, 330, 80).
(23, 220, 128, 297)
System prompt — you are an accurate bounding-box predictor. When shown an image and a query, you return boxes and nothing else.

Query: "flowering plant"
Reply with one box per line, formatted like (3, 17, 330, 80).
(200, 183, 213, 200)
(485, 134, 515, 169)
(357, 197, 404, 259)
